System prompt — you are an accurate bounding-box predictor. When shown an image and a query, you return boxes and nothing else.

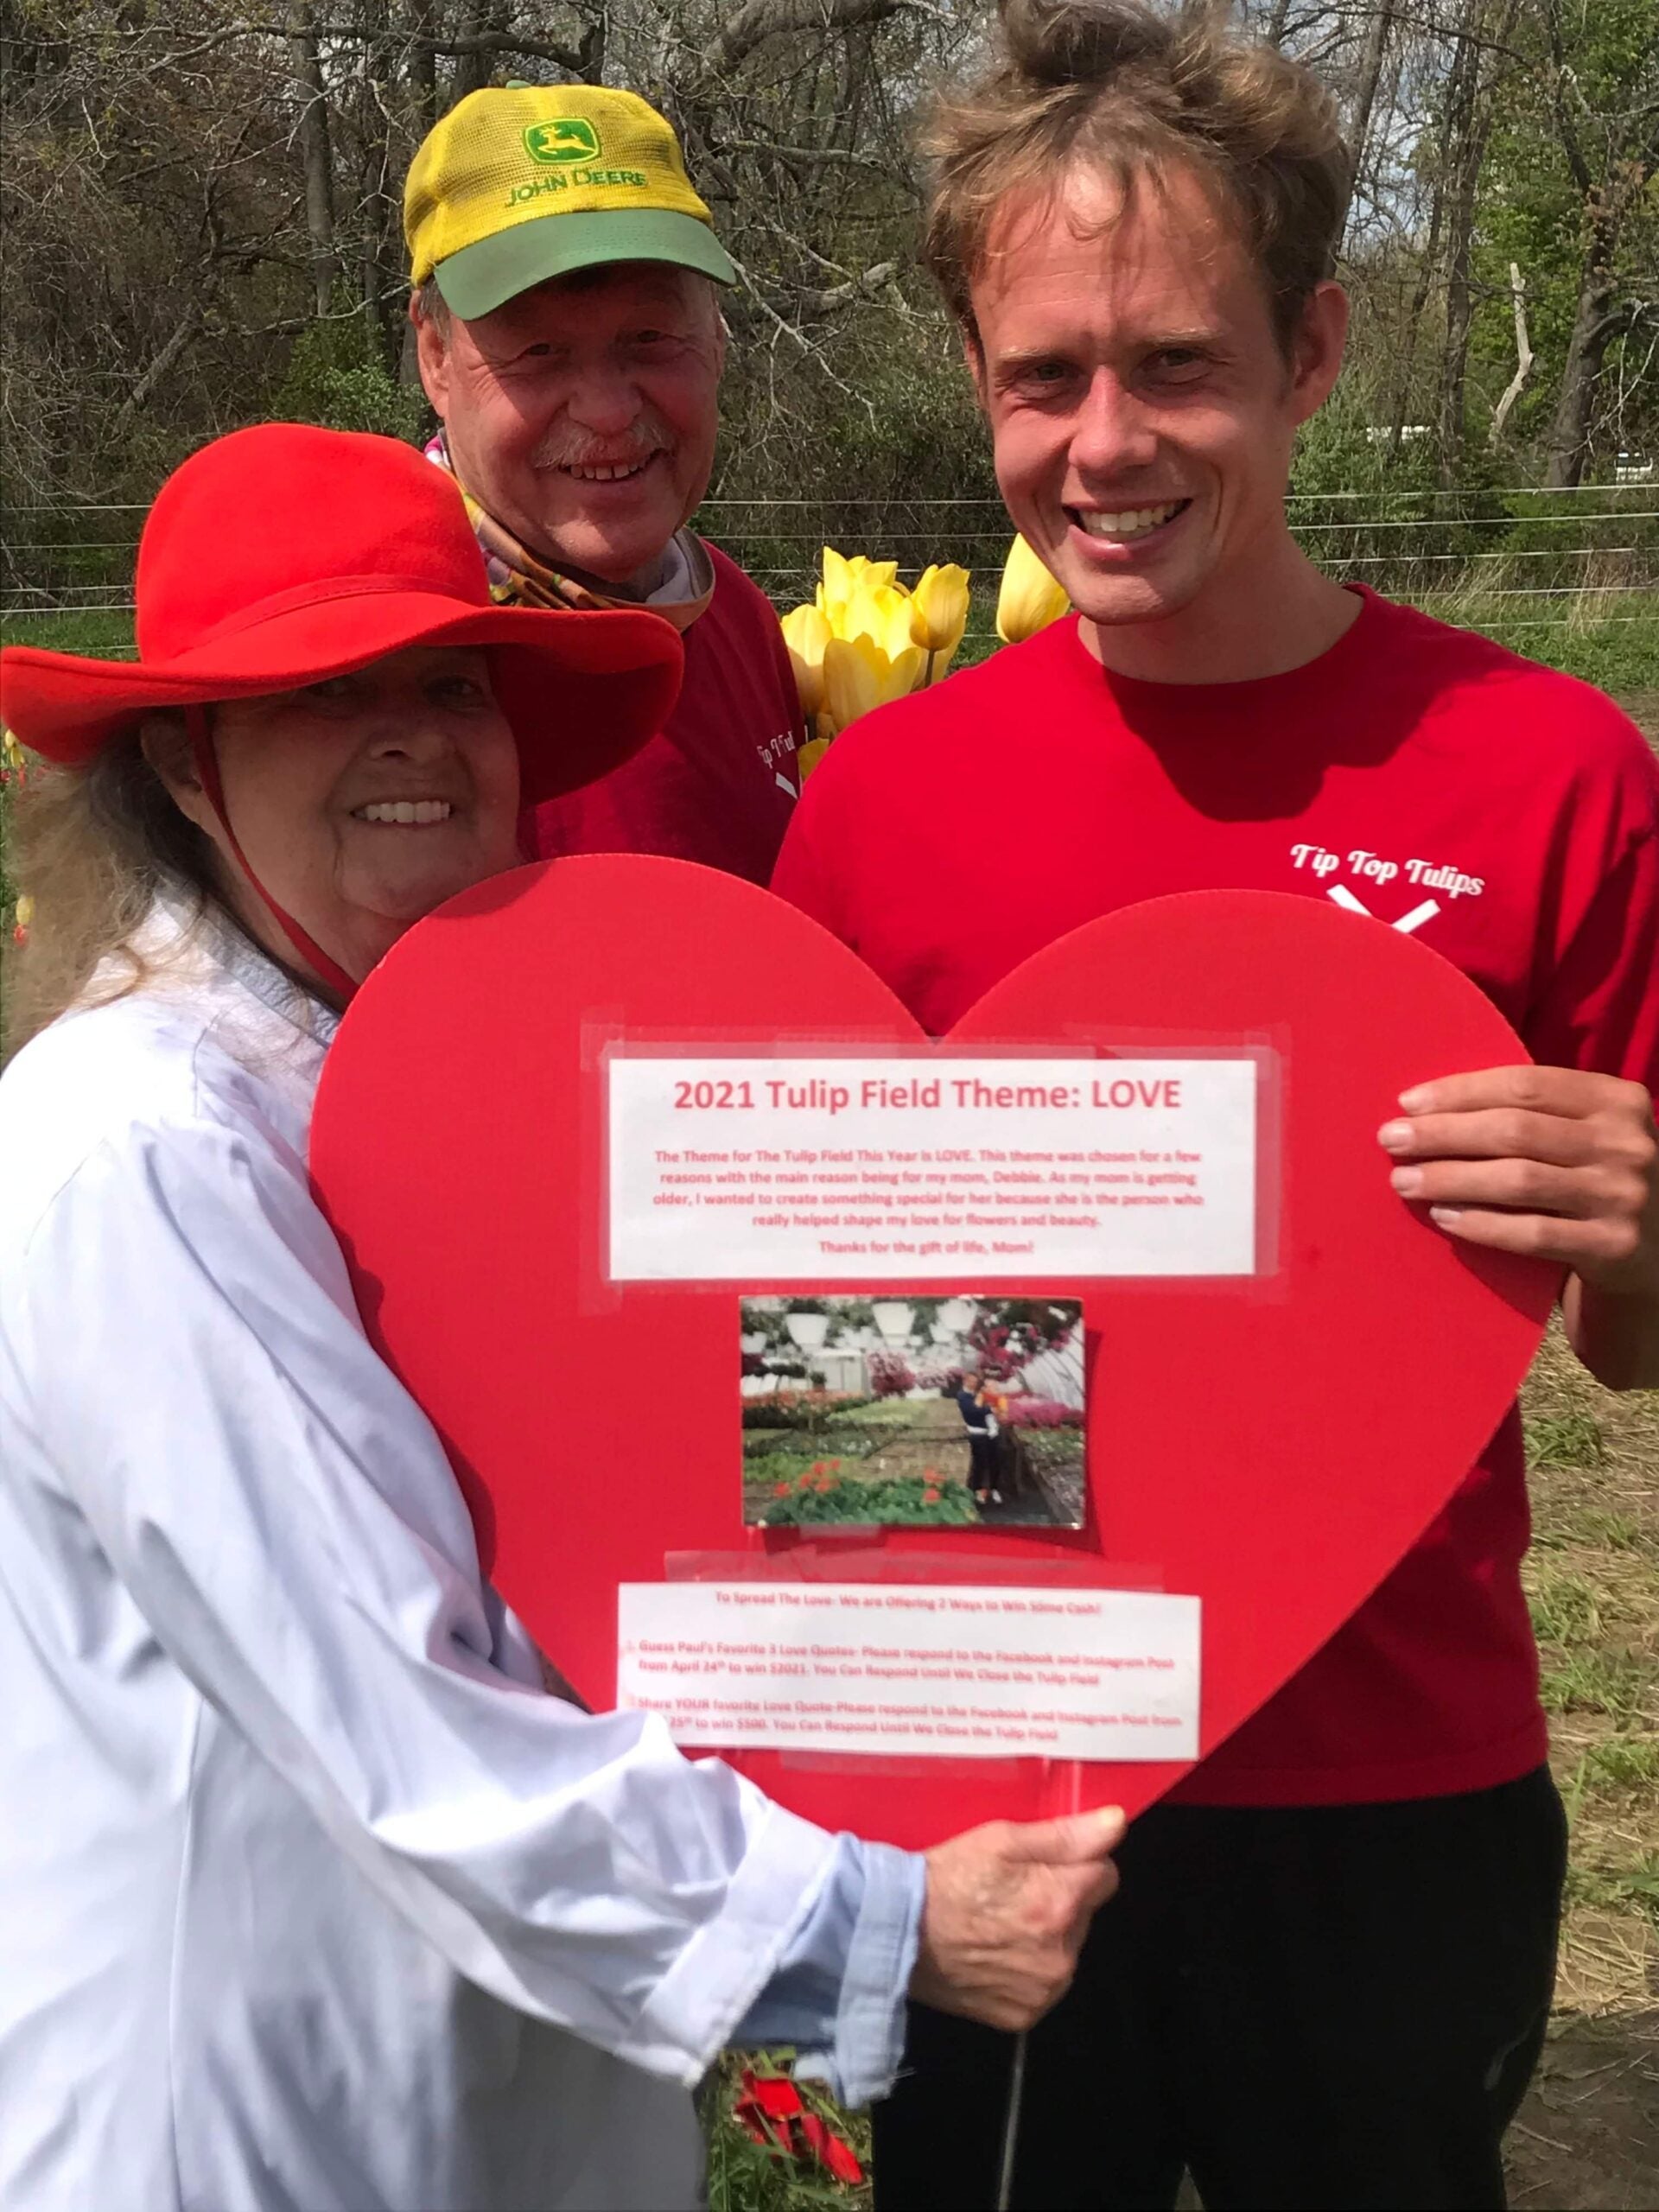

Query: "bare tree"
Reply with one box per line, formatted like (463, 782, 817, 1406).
(289, 1, 337, 318)
(1536, 1, 1659, 486)
(1432, 0, 1521, 482)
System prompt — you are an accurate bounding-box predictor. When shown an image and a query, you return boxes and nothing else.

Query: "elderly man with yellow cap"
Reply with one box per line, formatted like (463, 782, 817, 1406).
(406, 84, 805, 884)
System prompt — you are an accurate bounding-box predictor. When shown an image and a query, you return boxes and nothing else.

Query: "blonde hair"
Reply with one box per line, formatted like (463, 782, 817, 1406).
(922, 0, 1351, 352)
(2, 727, 219, 1063)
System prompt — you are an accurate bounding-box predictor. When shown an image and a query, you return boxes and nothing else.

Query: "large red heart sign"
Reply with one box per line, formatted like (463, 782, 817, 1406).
(310, 859, 1553, 1848)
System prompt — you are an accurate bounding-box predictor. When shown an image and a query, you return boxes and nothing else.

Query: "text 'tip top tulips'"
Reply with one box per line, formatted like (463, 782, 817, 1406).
(781, 550, 971, 778)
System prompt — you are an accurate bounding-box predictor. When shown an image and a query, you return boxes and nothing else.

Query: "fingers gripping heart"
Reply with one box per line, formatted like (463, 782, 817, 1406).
(915, 1808, 1127, 2031)
(1379, 1065, 1659, 1288)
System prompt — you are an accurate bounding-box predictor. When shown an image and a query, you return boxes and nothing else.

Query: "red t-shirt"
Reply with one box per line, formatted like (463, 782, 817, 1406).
(772, 586, 1659, 1806)
(531, 543, 804, 884)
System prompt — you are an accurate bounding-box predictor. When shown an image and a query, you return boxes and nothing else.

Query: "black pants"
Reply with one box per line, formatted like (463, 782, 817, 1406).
(966, 1433, 998, 1490)
(874, 1767, 1566, 2212)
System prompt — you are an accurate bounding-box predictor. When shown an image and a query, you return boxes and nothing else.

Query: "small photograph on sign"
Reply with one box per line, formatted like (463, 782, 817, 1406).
(741, 1296, 1086, 1529)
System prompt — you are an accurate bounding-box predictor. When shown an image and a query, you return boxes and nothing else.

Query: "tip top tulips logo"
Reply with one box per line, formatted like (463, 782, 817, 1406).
(779, 539, 1068, 780)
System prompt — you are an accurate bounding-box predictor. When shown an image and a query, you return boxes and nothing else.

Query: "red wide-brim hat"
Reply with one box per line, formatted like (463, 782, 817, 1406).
(0, 424, 683, 807)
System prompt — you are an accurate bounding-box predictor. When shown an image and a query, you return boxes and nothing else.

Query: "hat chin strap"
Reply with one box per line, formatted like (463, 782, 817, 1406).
(185, 705, 359, 1004)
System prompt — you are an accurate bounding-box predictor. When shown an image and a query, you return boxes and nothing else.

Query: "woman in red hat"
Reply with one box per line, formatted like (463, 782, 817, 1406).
(0, 427, 1122, 2212)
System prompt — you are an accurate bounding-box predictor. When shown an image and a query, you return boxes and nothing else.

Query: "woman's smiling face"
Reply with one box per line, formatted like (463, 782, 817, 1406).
(156, 645, 524, 987)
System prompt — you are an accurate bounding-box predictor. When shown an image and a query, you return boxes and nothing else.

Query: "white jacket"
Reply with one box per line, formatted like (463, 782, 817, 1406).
(0, 922, 893, 2212)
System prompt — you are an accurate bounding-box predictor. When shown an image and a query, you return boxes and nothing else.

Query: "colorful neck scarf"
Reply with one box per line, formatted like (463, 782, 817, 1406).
(423, 434, 715, 634)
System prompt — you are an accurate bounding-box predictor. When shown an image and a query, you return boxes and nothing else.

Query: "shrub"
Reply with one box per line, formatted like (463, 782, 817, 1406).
(760, 1467, 980, 1526)
(272, 315, 429, 444)
(742, 1395, 805, 1430)
(741, 1391, 871, 1430)
(1003, 1398, 1083, 1429)
(744, 1430, 879, 1462)
(868, 1351, 915, 1398)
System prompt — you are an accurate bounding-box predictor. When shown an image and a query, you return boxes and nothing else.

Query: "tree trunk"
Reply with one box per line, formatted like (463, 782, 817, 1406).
(289, 3, 335, 321)
(1543, 195, 1624, 486)
(450, 2, 492, 102)
(353, 5, 401, 372)
(1433, 0, 1517, 485)
(407, 0, 438, 132)
(1389, 163, 1445, 456)
(1340, 2, 1395, 232)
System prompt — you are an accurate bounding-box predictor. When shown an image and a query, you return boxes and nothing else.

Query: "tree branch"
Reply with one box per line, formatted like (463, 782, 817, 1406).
(1489, 262, 1532, 446)
(111, 313, 201, 435)
(706, 0, 909, 76)
(798, 260, 898, 314)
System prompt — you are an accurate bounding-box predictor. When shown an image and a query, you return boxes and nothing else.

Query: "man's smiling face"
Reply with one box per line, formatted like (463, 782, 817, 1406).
(968, 162, 1344, 639)
(417, 261, 725, 589)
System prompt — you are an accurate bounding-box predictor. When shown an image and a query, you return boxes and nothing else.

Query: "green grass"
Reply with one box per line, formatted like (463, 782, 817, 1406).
(1414, 586, 1659, 700)
(703, 2056, 873, 2212)
(1582, 1738, 1659, 1790)
(1565, 1853, 1659, 1931)
(1528, 1567, 1604, 1648)
(1525, 1410, 1607, 1470)
(1567, 1508, 1643, 1553)
(835, 1398, 939, 1427)
(0, 609, 137, 657)
(1539, 1644, 1650, 1723)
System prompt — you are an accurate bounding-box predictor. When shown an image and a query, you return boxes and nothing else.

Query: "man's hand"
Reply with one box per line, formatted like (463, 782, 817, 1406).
(1378, 1066, 1659, 1294)
(1379, 1065, 1659, 1388)
(911, 1806, 1124, 2031)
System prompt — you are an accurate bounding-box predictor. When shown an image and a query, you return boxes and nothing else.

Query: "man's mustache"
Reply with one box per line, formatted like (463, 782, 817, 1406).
(531, 413, 674, 471)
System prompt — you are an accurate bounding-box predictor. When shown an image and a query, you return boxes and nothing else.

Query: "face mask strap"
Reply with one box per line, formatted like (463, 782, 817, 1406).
(184, 702, 359, 1003)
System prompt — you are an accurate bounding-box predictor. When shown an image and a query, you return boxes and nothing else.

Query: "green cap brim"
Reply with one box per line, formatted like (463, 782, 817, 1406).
(434, 208, 736, 320)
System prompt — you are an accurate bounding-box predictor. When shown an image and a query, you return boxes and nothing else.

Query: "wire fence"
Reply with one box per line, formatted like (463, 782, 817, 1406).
(3, 485, 1656, 647)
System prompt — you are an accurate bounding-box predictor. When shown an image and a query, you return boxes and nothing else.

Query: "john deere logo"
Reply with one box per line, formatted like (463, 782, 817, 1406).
(524, 118, 601, 166)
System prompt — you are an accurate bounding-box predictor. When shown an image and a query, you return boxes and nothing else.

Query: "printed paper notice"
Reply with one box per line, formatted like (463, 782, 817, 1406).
(607, 1054, 1256, 1280)
(617, 1581, 1200, 1761)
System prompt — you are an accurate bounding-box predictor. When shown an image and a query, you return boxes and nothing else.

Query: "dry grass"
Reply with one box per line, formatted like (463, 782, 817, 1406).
(1508, 1325, 1659, 2210)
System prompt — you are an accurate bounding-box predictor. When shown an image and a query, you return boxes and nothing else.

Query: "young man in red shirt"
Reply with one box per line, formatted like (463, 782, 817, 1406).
(772, 5, 1659, 2206)
(405, 84, 804, 883)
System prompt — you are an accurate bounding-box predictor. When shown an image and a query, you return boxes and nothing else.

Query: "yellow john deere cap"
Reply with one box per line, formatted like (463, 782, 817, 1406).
(405, 83, 736, 320)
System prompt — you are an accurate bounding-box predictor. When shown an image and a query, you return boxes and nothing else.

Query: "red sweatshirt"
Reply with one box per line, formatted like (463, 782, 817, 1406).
(531, 543, 804, 883)
(772, 586, 1659, 1806)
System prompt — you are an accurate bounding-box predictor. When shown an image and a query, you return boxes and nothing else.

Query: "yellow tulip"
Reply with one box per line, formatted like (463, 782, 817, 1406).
(796, 735, 831, 783)
(843, 553, 898, 591)
(780, 602, 830, 717)
(995, 535, 1070, 644)
(817, 548, 900, 628)
(822, 634, 927, 734)
(14, 894, 34, 927)
(805, 547, 974, 720)
(842, 582, 914, 662)
(817, 546, 855, 624)
(909, 563, 971, 669)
